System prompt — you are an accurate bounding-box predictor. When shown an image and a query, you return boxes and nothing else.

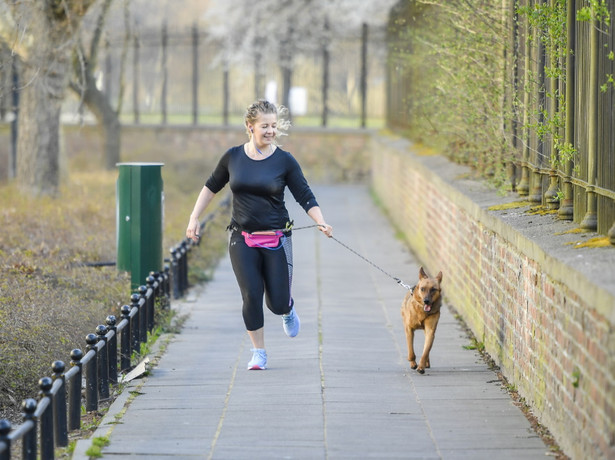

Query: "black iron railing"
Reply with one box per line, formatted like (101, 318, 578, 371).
(0, 198, 229, 459)
(0, 270, 169, 460)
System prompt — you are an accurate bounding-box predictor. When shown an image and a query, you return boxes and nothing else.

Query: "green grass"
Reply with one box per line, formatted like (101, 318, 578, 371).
(85, 436, 110, 458)
(463, 338, 485, 352)
(119, 112, 385, 130)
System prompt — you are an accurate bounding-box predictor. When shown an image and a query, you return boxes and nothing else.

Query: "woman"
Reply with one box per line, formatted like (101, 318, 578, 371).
(186, 100, 333, 370)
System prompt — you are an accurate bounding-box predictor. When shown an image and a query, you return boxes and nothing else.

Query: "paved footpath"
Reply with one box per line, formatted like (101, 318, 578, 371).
(75, 184, 550, 459)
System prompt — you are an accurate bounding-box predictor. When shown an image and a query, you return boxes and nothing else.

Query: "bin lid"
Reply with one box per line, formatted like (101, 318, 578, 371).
(116, 162, 164, 167)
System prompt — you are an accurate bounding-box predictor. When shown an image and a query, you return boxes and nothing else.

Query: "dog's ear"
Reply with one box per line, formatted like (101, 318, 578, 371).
(436, 271, 443, 283)
(419, 266, 427, 280)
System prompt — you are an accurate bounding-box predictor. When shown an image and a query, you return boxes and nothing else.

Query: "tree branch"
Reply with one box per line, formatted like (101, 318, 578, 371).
(89, 0, 114, 65)
(0, 3, 33, 59)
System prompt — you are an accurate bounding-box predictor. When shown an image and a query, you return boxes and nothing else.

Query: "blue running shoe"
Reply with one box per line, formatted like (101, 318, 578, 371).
(247, 348, 267, 370)
(282, 307, 300, 338)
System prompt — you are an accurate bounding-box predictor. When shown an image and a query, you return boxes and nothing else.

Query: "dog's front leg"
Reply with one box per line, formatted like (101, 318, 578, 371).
(417, 318, 438, 374)
(406, 327, 417, 369)
(417, 330, 434, 374)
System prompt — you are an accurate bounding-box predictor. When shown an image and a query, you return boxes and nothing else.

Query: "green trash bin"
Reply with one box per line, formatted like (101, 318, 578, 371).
(116, 163, 164, 289)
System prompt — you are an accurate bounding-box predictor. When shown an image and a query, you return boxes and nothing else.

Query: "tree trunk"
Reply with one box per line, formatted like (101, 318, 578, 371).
(9, 1, 97, 196)
(17, 32, 70, 197)
(102, 115, 121, 170)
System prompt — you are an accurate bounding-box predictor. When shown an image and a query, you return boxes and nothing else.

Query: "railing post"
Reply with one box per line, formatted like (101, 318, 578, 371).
(146, 272, 162, 297)
(51, 361, 68, 447)
(517, 12, 531, 197)
(138, 285, 149, 340)
(177, 244, 185, 297)
(146, 276, 156, 331)
(170, 247, 180, 299)
(181, 240, 189, 294)
(163, 265, 171, 303)
(38, 377, 55, 460)
(131, 294, 141, 354)
(176, 245, 183, 297)
(150, 271, 160, 298)
(136, 290, 147, 345)
(581, 5, 599, 231)
(106, 315, 118, 384)
(96, 325, 110, 400)
(558, 0, 575, 221)
(120, 305, 132, 372)
(85, 334, 98, 412)
(22, 398, 37, 460)
(154, 270, 165, 306)
(0, 419, 12, 460)
(68, 349, 83, 430)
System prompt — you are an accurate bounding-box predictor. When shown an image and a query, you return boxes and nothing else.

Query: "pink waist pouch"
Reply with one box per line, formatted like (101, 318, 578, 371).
(241, 231, 285, 249)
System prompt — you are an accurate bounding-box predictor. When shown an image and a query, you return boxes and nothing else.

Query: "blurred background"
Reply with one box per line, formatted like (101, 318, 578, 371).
(56, 0, 396, 128)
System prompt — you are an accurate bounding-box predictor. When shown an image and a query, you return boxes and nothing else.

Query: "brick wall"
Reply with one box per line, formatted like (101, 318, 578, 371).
(371, 136, 615, 460)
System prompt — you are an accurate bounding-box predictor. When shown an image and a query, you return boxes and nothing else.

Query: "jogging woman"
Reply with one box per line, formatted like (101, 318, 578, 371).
(186, 100, 333, 370)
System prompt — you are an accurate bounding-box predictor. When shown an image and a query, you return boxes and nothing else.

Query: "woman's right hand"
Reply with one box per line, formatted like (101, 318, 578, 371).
(186, 186, 216, 242)
(186, 216, 201, 242)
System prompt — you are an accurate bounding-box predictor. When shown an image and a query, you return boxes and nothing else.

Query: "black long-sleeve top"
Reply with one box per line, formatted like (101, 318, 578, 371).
(205, 145, 319, 232)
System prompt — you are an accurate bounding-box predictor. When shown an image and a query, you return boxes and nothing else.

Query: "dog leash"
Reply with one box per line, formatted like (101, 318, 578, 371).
(327, 234, 414, 291)
(288, 223, 414, 291)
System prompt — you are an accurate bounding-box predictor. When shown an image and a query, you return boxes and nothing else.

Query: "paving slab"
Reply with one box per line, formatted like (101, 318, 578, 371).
(75, 184, 550, 460)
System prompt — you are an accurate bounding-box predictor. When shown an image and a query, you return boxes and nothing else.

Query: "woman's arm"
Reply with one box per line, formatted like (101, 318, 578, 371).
(186, 186, 217, 241)
(307, 206, 333, 237)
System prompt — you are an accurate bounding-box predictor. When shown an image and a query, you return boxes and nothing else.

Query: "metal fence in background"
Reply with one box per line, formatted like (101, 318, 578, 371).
(387, 0, 615, 242)
(512, 0, 615, 238)
(93, 22, 388, 127)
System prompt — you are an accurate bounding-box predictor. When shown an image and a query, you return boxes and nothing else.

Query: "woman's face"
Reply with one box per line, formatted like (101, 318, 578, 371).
(249, 113, 277, 145)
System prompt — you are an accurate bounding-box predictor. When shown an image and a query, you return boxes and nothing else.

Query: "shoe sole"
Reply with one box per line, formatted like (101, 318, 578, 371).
(248, 365, 266, 370)
(285, 322, 300, 337)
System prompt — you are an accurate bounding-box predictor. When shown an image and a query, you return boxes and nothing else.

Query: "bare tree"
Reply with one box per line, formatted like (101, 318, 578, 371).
(0, 0, 98, 196)
(204, 0, 397, 112)
(70, 0, 121, 170)
(0, 41, 12, 120)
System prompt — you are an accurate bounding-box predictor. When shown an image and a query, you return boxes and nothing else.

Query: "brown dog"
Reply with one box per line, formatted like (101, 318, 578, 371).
(401, 267, 443, 374)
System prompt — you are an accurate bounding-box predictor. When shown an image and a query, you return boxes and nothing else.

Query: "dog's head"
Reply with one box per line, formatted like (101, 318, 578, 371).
(413, 266, 443, 313)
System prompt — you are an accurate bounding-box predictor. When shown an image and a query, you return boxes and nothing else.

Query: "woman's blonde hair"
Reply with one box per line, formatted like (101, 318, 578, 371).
(244, 99, 291, 144)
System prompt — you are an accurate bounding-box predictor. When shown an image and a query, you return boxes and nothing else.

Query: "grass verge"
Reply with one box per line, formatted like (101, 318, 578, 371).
(0, 139, 228, 423)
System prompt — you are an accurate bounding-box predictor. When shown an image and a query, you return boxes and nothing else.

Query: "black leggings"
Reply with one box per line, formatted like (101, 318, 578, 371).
(229, 230, 294, 331)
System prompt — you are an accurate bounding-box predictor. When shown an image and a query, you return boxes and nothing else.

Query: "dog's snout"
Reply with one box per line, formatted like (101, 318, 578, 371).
(424, 297, 431, 305)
